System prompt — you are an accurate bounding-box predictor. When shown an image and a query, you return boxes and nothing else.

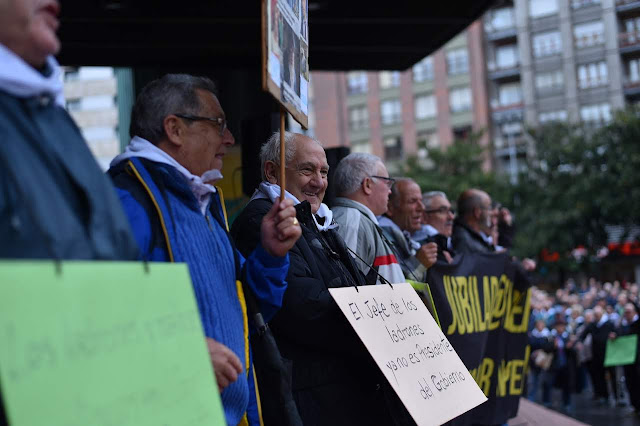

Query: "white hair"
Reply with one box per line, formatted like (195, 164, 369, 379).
(333, 153, 382, 196)
(422, 191, 448, 210)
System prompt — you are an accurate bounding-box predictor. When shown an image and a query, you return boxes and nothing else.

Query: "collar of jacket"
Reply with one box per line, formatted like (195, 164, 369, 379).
(454, 218, 494, 250)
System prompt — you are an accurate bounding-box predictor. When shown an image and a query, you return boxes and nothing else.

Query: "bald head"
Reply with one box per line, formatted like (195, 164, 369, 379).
(457, 189, 492, 235)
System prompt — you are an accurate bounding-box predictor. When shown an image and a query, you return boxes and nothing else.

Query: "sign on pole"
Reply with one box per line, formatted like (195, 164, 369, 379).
(329, 283, 487, 426)
(262, 0, 309, 128)
(0, 261, 225, 426)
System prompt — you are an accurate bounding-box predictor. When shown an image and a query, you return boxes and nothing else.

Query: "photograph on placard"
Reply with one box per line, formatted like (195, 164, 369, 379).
(301, 0, 308, 41)
(281, 17, 300, 97)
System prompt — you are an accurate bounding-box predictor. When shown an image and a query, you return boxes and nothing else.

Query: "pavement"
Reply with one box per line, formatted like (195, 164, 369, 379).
(510, 387, 640, 426)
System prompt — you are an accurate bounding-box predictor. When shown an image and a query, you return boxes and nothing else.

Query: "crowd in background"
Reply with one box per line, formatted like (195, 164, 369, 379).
(527, 278, 640, 415)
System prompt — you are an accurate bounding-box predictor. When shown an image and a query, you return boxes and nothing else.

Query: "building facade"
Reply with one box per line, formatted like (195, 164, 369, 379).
(310, 21, 491, 173)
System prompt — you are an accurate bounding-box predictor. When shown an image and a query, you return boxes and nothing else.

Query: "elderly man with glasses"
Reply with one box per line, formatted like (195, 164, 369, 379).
(108, 74, 301, 426)
(412, 191, 455, 263)
(331, 153, 406, 285)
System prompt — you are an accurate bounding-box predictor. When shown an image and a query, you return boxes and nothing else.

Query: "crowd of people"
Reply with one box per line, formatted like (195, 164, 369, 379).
(7, 1, 631, 425)
(527, 278, 640, 416)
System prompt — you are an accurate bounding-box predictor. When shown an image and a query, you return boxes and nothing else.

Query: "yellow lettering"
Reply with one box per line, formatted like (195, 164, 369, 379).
(475, 358, 494, 396)
(455, 276, 475, 334)
(444, 276, 462, 335)
(509, 348, 529, 395)
(489, 276, 502, 330)
(497, 360, 510, 397)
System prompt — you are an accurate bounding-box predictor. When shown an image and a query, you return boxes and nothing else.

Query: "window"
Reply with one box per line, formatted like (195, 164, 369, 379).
(539, 110, 568, 123)
(485, 7, 515, 32)
(383, 136, 403, 160)
(379, 71, 401, 89)
(574, 21, 604, 49)
(446, 49, 469, 76)
(453, 126, 472, 141)
(416, 132, 439, 159)
(414, 94, 437, 120)
(498, 83, 522, 107)
(577, 61, 608, 89)
(580, 103, 611, 124)
(535, 70, 564, 92)
(349, 106, 369, 130)
(449, 87, 472, 113)
(347, 72, 368, 94)
(629, 58, 640, 83)
(532, 31, 562, 57)
(380, 99, 402, 125)
(66, 99, 81, 111)
(413, 57, 434, 82)
(622, 18, 640, 45)
(529, 0, 558, 18)
(571, 0, 600, 9)
(78, 67, 114, 80)
(80, 95, 114, 111)
(495, 45, 519, 69)
(351, 142, 372, 154)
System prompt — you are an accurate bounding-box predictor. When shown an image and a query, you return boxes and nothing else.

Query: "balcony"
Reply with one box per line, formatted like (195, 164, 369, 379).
(490, 101, 524, 123)
(487, 61, 521, 81)
(623, 78, 640, 97)
(617, 0, 640, 13)
(484, 8, 517, 42)
(619, 31, 640, 54)
(572, 0, 602, 8)
(485, 25, 518, 42)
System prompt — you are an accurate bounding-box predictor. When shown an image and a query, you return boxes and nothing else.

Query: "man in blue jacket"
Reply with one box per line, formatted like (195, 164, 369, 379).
(108, 74, 301, 426)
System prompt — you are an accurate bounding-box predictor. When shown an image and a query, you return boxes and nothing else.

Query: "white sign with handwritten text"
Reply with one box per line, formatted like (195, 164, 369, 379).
(329, 283, 486, 426)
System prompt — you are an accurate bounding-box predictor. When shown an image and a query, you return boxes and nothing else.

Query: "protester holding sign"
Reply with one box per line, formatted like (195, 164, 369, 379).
(232, 132, 410, 426)
(108, 75, 301, 426)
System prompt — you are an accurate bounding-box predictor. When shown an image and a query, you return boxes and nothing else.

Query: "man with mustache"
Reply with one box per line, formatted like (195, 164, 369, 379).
(108, 74, 301, 425)
(413, 191, 455, 263)
(378, 178, 438, 282)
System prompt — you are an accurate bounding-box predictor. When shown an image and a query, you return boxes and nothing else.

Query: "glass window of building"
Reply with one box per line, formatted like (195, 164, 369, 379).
(380, 99, 402, 125)
(383, 136, 403, 160)
(379, 71, 401, 89)
(574, 21, 605, 49)
(577, 61, 608, 88)
(351, 141, 372, 154)
(535, 70, 564, 92)
(486, 7, 515, 32)
(580, 103, 611, 124)
(539, 110, 568, 123)
(495, 45, 519, 69)
(629, 58, 640, 83)
(498, 82, 522, 107)
(446, 49, 469, 76)
(529, 0, 558, 18)
(449, 87, 472, 113)
(81, 126, 117, 141)
(622, 18, 640, 45)
(347, 72, 368, 94)
(571, 0, 600, 9)
(532, 31, 562, 57)
(414, 94, 437, 120)
(349, 106, 369, 131)
(413, 57, 434, 82)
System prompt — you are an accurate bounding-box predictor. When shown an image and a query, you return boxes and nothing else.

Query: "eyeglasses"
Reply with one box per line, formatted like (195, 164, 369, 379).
(425, 206, 455, 215)
(174, 113, 227, 137)
(370, 175, 396, 188)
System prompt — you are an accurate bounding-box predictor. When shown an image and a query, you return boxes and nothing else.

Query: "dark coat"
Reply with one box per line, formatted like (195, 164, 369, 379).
(580, 319, 616, 362)
(0, 90, 138, 260)
(231, 198, 404, 426)
(451, 219, 495, 254)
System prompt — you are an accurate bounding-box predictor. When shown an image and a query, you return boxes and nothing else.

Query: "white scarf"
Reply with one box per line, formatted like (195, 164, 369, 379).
(111, 136, 223, 215)
(0, 44, 65, 107)
(250, 182, 336, 232)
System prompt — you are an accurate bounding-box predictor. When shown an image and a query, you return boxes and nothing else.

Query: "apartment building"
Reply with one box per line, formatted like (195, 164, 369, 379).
(310, 22, 491, 173)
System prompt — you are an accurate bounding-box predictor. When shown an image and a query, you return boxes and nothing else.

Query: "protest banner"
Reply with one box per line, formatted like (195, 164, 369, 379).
(262, 0, 309, 128)
(605, 335, 638, 367)
(329, 283, 487, 426)
(0, 261, 224, 426)
(424, 252, 532, 425)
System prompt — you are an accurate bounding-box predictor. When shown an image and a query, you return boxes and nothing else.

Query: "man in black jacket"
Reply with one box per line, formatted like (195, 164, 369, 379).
(451, 189, 495, 254)
(232, 131, 411, 426)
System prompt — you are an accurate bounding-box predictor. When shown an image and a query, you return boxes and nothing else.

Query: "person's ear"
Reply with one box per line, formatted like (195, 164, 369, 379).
(264, 161, 279, 184)
(362, 177, 373, 196)
(163, 115, 184, 147)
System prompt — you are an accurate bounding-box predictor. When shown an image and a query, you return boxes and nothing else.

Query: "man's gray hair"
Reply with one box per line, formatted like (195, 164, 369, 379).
(130, 74, 218, 144)
(259, 131, 323, 181)
(333, 153, 382, 196)
(422, 191, 448, 210)
(389, 177, 416, 207)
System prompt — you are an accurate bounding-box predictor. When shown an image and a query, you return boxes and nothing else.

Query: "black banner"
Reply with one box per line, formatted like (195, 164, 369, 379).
(426, 252, 531, 425)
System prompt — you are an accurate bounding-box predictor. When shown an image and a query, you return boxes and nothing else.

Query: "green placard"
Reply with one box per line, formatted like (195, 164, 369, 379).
(0, 261, 225, 426)
(605, 334, 638, 367)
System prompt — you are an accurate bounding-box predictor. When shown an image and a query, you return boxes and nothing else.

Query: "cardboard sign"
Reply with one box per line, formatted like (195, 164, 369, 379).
(605, 335, 638, 367)
(0, 261, 225, 426)
(329, 283, 486, 426)
(262, 0, 309, 127)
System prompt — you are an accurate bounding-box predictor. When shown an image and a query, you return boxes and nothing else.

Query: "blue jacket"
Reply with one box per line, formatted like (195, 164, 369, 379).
(109, 157, 289, 426)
